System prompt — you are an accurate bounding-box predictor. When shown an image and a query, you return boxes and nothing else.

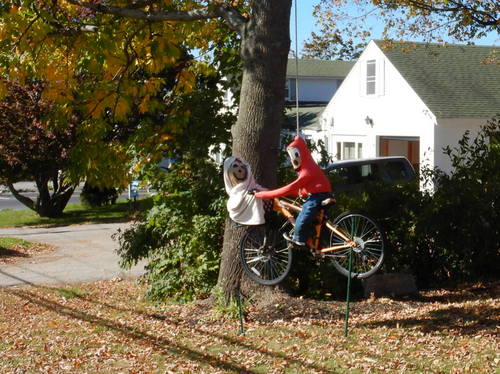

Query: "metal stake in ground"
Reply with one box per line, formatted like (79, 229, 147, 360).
(344, 247, 353, 337)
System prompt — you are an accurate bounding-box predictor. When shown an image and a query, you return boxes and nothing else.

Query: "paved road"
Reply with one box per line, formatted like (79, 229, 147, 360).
(0, 189, 133, 211)
(0, 222, 145, 287)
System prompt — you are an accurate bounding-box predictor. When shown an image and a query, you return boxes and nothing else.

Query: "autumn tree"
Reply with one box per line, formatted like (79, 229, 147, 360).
(303, 0, 499, 59)
(0, 1, 292, 300)
(0, 79, 78, 217)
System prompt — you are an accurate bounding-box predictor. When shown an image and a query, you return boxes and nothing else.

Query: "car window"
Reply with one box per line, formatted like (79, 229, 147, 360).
(330, 163, 380, 186)
(385, 161, 410, 182)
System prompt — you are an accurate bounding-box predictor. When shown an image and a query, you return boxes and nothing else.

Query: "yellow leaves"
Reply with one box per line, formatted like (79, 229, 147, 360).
(144, 77, 165, 94)
(104, 54, 124, 81)
(175, 68, 196, 94)
(113, 97, 130, 120)
(86, 89, 112, 119)
(138, 95, 150, 115)
(196, 61, 216, 77)
(159, 134, 172, 142)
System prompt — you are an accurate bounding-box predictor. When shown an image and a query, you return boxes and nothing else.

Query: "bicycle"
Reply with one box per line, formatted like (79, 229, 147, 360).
(239, 195, 386, 286)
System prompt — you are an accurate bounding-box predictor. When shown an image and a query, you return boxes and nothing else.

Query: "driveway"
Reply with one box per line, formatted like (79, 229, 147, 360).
(0, 222, 145, 287)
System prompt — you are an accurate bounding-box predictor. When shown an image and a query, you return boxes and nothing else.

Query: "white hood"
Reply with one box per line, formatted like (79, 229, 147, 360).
(223, 157, 265, 225)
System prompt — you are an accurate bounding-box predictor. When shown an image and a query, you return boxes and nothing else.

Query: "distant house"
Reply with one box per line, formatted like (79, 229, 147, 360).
(216, 59, 354, 162)
(319, 40, 500, 173)
(284, 59, 354, 146)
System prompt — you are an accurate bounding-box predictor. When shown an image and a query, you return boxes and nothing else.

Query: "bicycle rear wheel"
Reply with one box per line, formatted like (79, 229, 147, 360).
(327, 211, 385, 279)
(239, 225, 292, 286)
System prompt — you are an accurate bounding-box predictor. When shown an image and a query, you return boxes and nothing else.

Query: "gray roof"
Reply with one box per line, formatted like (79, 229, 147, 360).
(286, 59, 354, 78)
(375, 41, 500, 118)
(285, 106, 324, 131)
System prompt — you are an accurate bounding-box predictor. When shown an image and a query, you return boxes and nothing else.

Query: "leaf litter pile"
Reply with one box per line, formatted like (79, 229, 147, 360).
(0, 279, 497, 373)
(0, 239, 55, 264)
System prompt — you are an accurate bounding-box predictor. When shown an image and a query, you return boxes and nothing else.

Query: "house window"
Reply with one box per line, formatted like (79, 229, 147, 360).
(336, 141, 363, 161)
(285, 78, 296, 101)
(366, 60, 376, 95)
(343, 142, 356, 160)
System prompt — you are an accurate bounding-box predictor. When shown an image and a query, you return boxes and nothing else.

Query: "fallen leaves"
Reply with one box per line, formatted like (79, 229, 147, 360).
(0, 279, 498, 373)
(0, 241, 56, 264)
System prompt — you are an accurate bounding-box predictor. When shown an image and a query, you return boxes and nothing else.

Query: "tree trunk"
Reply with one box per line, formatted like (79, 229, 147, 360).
(216, 0, 291, 301)
(35, 176, 76, 218)
(7, 176, 76, 218)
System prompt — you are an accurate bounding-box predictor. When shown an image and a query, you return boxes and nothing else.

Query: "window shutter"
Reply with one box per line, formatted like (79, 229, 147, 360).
(377, 58, 385, 96)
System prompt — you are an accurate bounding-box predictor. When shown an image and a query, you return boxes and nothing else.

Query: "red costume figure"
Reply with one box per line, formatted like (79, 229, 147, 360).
(255, 136, 332, 246)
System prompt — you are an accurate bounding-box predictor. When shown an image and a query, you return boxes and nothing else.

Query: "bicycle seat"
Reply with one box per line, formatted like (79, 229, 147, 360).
(321, 197, 336, 207)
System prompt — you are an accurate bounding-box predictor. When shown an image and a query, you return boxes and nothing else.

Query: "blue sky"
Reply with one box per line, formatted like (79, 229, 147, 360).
(290, 0, 499, 55)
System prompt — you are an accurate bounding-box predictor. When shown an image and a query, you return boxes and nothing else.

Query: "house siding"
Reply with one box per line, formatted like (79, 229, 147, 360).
(291, 77, 341, 103)
(434, 118, 485, 174)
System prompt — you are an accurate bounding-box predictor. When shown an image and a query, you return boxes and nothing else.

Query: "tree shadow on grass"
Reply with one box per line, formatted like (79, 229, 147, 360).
(417, 281, 499, 303)
(358, 303, 499, 336)
(6, 286, 338, 374)
(0, 246, 29, 260)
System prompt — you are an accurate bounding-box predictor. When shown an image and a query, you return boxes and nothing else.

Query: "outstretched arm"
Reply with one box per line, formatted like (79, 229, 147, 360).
(254, 176, 305, 199)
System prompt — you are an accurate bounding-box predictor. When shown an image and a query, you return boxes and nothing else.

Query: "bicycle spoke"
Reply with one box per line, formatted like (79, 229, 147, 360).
(246, 256, 265, 264)
(243, 247, 260, 253)
(359, 225, 376, 240)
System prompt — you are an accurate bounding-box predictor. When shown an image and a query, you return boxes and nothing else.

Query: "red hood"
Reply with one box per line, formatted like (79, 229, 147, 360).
(254, 135, 332, 200)
(287, 136, 315, 171)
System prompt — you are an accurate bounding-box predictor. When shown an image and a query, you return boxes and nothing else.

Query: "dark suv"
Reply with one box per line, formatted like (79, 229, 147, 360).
(324, 156, 416, 193)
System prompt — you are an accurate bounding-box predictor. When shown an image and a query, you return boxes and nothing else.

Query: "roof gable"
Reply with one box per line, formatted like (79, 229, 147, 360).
(375, 41, 500, 118)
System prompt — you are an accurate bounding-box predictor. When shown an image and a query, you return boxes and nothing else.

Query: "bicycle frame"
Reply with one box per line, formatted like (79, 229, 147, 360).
(273, 197, 357, 254)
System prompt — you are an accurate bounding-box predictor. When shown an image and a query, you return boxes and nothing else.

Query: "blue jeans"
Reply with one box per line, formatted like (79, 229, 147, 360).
(293, 192, 331, 243)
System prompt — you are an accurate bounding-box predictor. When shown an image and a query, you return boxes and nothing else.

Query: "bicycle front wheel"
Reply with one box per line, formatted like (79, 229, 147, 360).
(328, 211, 385, 279)
(239, 225, 292, 286)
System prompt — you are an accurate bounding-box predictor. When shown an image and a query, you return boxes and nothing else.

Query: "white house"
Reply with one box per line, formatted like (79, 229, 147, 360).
(320, 40, 500, 174)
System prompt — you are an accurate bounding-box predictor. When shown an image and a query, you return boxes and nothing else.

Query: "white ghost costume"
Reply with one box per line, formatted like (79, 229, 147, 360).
(223, 157, 265, 225)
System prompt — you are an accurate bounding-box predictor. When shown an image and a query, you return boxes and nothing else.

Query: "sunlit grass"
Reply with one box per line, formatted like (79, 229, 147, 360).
(0, 197, 153, 227)
(0, 237, 32, 248)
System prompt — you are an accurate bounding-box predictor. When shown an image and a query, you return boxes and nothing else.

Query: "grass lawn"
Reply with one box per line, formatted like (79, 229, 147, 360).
(0, 279, 497, 373)
(0, 198, 153, 227)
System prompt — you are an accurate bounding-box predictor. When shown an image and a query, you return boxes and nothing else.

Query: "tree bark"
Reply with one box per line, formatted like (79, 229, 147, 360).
(35, 175, 76, 218)
(216, 0, 292, 301)
(7, 177, 75, 218)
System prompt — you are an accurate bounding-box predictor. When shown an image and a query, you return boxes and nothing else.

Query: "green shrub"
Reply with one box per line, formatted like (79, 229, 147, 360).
(415, 117, 500, 284)
(114, 158, 225, 302)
